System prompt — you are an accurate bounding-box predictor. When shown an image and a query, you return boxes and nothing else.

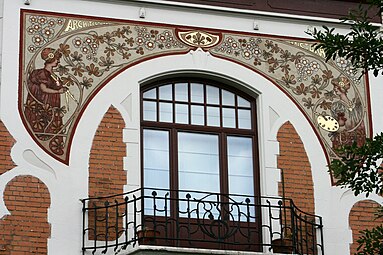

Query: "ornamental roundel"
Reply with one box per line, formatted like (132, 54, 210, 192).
(19, 10, 372, 182)
(176, 29, 221, 48)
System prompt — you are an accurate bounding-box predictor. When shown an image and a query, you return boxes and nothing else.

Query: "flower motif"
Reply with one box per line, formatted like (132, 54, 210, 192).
(71, 64, 85, 77)
(335, 57, 349, 69)
(29, 16, 38, 23)
(145, 41, 155, 50)
(50, 137, 64, 155)
(242, 51, 252, 59)
(47, 19, 56, 28)
(86, 63, 100, 76)
(57, 18, 64, 25)
(80, 77, 94, 89)
(99, 56, 114, 70)
(32, 35, 44, 46)
(81, 46, 89, 54)
(71, 51, 83, 62)
(84, 37, 93, 44)
(136, 37, 144, 45)
(32, 23, 41, 32)
(56, 65, 69, 76)
(136, 47, 144, 55)
(73, 37, 83, 48)
(293, 83, 308, 95)
(303, 97, 314, 109)
(59, 43, 71, 57)
(42, 27, 54, 39)
(311, 74, 322, 86)
(310, 86, 322, 98)
(38, 16, 47, 24)
(281, 74, 297, 88)
(27, 26, 35, 35)
(28, 45, 36, 53)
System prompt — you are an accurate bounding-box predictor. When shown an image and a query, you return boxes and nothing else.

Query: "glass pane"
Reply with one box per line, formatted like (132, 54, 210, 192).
(175, 83, 188, 102)
(223, 108, 235, 128)
(191, 105, 204, 125)
(143, 129, 170, 216)
(222, 90, 235, 106)
(159, 84, 172, 100)
(176, 104, 188, 124)
(159, 102, 173, 123)
(207, 106, 220, 127)
(206, 85, 219, 105)
(143, 88, 156, 99)
(178, 132, 220, 218)
(238, 109, 251, 129)
(237, 96, 251, 107)
(228, 136, 254, 222)
(191, 83, 204, 103)
(228, 136, 253, 178)
(143, 101, 156, 121)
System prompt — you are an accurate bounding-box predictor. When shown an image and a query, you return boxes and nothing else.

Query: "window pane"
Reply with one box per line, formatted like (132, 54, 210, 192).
(143, 129, 170, 216)
(206, 85, 219, 105)
(143, 101, 157, 121)
(143, 88, 156, 99)
(159, 102, 173, 123)
(159, 84, 172, 100)
(222, 90, 235, 106)
(176, 104, 188, 124)
(144, 129, 169, 187)
(191, 83, 204, 103)
(191, 105, 204, 125)
(238, 109, 251, 129)
(207, 106, 220, 127)
(237, 96, 251, 107)
(223, 108, 235, 128)
(178, 132, 220, 218)
(228, 136, 254, 194)
(175, 83, 188, 102)
(228, 136, 254, 222)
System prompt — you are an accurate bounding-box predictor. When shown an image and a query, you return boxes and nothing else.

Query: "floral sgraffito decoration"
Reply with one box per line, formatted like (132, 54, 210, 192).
(19, 10, 371, 173)
(21, 11, 188, 163)
(211, 35, 370, 163)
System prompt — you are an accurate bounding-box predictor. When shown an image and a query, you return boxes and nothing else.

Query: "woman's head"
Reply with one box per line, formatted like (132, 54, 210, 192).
(41, 48, 62, 64)
(331, 76, 351, 95)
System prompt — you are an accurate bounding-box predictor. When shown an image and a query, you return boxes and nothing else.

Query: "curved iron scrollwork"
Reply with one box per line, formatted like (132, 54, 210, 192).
(81, 188, 324, 255)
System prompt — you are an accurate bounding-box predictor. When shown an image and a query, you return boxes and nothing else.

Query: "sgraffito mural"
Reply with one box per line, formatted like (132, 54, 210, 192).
(19, 10, 371, 178)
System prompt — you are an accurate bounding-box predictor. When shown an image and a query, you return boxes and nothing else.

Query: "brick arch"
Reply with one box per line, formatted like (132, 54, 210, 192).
(0, 120, 16, 176)
(0, 175, 51, 254)
(88, 106, 127, 240)
(277, 121, 315, 214)
(349, 200, 383, 255)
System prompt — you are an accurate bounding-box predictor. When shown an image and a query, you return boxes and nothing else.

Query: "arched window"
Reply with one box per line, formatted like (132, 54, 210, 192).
(141, 78, 260, 205)
(141, 78, 261, 250)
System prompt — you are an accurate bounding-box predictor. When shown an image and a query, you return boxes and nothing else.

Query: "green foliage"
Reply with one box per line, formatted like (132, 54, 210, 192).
(330, 133, 383, 197)
(306, 0, 383, 76)
(307, 2, 383, 254)
(356, 225, 383, 255)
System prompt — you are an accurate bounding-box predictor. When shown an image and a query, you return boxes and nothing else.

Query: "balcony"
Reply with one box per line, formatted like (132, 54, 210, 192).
(81, 188, 324, 255)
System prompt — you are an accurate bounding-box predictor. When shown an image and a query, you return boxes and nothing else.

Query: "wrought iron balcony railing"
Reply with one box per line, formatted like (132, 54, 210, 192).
(81, 188, 324, 255)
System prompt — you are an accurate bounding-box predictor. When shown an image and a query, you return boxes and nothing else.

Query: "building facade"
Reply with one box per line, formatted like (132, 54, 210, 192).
(0, 0, 383, 254)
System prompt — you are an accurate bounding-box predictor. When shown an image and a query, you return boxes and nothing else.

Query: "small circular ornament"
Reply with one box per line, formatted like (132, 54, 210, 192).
(317, 115, 339, 132)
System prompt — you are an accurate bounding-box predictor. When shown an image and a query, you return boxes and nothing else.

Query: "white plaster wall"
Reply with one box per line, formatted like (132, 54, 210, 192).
(0, 0, 382, 255)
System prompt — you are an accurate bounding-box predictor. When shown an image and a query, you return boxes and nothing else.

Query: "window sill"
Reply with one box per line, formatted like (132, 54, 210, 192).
(126, 245, 292, 255)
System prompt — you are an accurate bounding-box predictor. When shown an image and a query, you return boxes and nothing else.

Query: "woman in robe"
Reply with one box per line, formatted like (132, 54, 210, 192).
(330, 76, 366, 151)
(24, 47, 68, 154)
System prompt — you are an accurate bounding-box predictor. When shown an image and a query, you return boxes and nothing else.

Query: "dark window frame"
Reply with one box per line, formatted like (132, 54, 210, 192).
(140, 78, 260, 200)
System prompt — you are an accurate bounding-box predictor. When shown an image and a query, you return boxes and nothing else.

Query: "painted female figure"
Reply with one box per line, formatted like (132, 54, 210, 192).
(24, 48, 68, 155)
(330, 76, 366, 151)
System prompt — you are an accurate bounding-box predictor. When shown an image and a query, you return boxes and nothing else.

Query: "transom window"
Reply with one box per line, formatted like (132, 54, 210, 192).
(142, 81, 253, 129)
(141, 79, 260, 218)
